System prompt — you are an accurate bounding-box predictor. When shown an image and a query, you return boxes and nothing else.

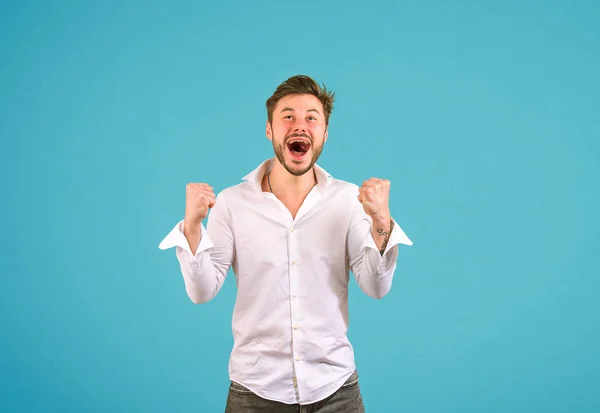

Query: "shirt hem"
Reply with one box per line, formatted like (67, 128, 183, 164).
(229, 368, 355, 406)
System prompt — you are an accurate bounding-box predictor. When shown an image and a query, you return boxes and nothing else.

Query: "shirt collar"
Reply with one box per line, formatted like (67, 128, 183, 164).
(242, 158, 333, 192)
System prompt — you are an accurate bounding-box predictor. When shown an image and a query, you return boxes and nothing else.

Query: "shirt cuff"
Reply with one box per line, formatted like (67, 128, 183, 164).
(158, 220, 214, 259)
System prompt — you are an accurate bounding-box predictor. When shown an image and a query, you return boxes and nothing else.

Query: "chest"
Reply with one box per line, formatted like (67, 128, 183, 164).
(230, 194, 352, 269)
(279, 198, 304, 219)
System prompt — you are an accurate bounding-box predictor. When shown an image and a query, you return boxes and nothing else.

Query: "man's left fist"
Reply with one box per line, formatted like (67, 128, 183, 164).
(358, 178, 391, 221)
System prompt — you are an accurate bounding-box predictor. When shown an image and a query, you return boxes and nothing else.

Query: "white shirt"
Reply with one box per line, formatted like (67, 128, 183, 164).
(158, 159, 413, 405)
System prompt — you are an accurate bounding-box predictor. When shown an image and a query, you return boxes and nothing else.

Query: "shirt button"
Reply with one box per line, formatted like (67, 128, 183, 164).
(293, 325, 299, 330)
(296, 357, 300, 361)
(292, 260, 297, 265)
(290, 227, 294, 232)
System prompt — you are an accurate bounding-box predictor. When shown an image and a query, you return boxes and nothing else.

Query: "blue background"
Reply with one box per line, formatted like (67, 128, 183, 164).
(1, 0, 599, 412)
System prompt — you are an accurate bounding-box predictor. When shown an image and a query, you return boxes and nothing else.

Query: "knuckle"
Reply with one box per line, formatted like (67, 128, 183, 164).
(187, 183, 201, 192)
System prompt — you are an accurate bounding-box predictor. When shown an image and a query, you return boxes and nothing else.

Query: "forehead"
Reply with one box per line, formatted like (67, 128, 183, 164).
(274, 93, 324, 113)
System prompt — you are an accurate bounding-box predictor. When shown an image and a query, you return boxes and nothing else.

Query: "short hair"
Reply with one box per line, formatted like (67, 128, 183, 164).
(266, 75, 335, 125)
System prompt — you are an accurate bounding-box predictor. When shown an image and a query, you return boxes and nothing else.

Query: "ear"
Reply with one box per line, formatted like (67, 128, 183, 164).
(266, 120, 273, 141)
(324, 126, 329, 142)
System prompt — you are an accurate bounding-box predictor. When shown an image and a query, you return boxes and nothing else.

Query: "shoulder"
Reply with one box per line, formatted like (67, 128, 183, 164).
(214, 180, 260, 205)
(206, 184, 244, 221)
(327, 176, 360, 196)
(321, 177, 363, 215)
(316, 164, 359, 194)
(214, 183, 244, 204)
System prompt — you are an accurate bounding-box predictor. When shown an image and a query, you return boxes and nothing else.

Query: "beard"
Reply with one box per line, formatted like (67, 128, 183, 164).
(272, 132, 324, 177)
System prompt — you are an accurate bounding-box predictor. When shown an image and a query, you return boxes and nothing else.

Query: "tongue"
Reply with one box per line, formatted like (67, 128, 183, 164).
(291, 148, 306, 157)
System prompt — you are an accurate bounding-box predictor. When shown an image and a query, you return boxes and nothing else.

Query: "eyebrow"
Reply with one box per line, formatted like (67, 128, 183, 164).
(280, 107, 321, 115)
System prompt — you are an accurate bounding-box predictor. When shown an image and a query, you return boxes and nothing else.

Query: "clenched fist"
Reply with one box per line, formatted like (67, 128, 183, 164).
(185, 183, 216, 224)
(358, 178, 391, 222)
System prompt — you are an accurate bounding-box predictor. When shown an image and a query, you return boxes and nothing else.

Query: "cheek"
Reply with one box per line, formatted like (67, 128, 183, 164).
(310, 125, 326, 138)
(271, 126, 285, 140)
(277, 125, 293, 136)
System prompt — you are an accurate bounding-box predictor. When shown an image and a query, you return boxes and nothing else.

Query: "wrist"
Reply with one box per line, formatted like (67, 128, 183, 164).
(372, 213, 391, 229)
(184, 216, 203, 232)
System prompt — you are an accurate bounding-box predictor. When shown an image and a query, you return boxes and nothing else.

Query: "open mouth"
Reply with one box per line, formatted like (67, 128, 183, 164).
(286, 139, 311, 159)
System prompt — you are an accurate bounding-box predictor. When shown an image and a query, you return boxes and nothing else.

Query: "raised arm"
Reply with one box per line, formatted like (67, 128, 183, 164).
(347, 179, 412, 299)
(159, 185, 234, 304)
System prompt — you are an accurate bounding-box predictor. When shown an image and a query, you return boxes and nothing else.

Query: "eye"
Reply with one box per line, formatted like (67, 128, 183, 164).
(308, 116, 316, 121)
(283, 115, 294, 120)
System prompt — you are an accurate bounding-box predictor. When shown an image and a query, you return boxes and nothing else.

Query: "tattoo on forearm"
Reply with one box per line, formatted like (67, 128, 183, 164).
(376, 220, 394, 256)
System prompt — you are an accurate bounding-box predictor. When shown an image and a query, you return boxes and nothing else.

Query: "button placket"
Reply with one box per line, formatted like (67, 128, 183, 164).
(288, 223, 302, 381)
(288, 225, 299, 303)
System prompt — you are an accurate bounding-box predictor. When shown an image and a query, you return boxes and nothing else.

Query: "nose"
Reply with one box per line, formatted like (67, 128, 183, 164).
(292, 120, 308, 134)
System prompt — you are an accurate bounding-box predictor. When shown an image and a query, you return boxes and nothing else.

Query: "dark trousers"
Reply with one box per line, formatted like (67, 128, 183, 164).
(225, 370, 365, 413)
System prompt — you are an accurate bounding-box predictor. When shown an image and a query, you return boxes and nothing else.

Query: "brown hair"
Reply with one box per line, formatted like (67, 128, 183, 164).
(266, 75, 335, 125)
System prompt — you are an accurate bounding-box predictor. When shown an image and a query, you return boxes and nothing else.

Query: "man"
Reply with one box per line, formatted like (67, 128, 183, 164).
(159, 75, 413, 412)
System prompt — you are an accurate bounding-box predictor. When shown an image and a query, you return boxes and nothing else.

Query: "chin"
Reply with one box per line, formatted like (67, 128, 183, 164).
(282, 156, 312, 176)
(286, 164, 312, 176)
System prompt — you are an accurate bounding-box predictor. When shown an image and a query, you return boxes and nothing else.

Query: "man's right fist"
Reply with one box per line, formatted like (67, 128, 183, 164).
(185, 183, 216, 224)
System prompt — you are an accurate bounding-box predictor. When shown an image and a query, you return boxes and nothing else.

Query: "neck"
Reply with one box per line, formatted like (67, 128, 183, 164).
(266, 159, 317, 199)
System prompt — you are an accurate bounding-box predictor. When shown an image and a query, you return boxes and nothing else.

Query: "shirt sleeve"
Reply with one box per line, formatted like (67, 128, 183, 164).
(158, 192, 235, 304)
(346, 190, 413, 299)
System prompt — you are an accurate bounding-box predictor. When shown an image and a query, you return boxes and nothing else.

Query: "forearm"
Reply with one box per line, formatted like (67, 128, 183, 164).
(348, 211, 403, 299)
(176, 247, 228, 304)
(352, 246, 398, 299)
(183, 217, 202, 255)
(370, 214, 393, 255)
(159, 192, 235, 304)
